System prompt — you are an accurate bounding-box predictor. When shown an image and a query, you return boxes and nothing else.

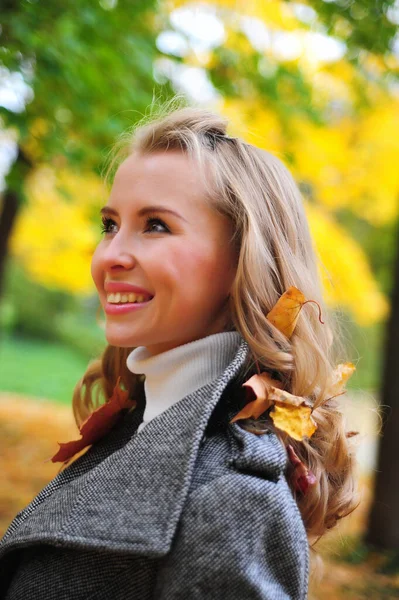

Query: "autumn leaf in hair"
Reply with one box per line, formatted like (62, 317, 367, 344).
(230, 372, 285, 422)
(286, 444, 317, 495)
(266, 285, 324, 339)
(322, 361, 358, 438)
(230, 286, 322, 439)
(268, 387, 317, 441)
(51, 377, 136, 464)
(231, 378, 317, 441)
(326, 362, 356, 398)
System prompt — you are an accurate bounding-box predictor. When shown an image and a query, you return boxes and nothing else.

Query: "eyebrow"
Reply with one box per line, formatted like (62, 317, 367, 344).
(100, 204, 187, 223)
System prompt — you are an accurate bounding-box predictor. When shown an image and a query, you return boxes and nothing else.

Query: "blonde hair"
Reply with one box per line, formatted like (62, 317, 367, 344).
(73, 96, 360, 567)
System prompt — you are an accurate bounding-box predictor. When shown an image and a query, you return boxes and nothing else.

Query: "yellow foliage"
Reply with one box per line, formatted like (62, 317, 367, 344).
(290, 100, 399, 225)
(220, 96, 284, 154)
(10, 166, 105, 295)
(207, 96, 390, 326)
(305, 202, 389, 325)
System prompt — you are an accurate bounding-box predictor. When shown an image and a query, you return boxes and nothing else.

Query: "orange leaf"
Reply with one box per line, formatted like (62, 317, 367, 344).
(230, 372, 284, 422)
(266, 285, 324, 339)
(51, 377, 136, 464)
(266, 286, 306, 338)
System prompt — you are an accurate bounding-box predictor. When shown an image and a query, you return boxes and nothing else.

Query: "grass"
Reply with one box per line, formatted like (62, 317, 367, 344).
(0, 333, 89, 405)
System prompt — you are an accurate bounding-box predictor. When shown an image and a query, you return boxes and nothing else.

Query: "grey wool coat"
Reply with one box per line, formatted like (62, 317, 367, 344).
(0, 336, 309, 600)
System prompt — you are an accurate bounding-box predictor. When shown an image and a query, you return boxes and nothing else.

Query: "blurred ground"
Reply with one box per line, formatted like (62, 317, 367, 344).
(0, 390, 398, 598)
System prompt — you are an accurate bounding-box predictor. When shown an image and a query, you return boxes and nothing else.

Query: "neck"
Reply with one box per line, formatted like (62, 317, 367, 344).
(126, 331, 242, 429)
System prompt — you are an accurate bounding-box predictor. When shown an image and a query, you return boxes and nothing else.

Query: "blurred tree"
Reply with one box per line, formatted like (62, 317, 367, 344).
(9, 165, 104, 295)
(0, 0, 175, 296)
(365, 223, 399, 550)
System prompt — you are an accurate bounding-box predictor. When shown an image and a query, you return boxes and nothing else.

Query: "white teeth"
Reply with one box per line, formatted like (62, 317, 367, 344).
(106, 292, 152, 304)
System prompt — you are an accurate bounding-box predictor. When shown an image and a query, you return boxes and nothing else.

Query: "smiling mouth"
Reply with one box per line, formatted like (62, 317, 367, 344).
(106, 292, 154, 304)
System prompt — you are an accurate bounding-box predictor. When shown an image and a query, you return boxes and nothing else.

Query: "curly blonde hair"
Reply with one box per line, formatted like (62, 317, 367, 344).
(73, 96, 360, 570)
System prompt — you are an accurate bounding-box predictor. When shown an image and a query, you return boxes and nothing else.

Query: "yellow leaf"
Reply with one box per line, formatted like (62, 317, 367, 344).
(327, 362, 356, 397)
(266, 286, 306, 338)
(270, 403, 317, 441)
(267, 386, 317, 440)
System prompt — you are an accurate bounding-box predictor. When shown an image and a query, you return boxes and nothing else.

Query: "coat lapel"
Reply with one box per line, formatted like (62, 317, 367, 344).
(0, 336, 251, 559)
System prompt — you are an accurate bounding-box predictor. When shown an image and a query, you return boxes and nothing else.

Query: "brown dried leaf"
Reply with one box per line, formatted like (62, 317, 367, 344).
(51, 377, 136, 463)
(230, 372, 284, 423)
(267, 386, 312, 408)
(346, 431, 359, 438)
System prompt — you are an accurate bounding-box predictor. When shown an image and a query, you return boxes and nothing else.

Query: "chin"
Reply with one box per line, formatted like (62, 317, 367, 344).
(104, 326, 145, 349)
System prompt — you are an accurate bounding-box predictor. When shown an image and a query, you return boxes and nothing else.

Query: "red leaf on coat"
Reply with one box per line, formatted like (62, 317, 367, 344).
(51, 377, 136, 464)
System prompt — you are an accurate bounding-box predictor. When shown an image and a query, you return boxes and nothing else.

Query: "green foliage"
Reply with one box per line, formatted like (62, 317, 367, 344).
(377, 548, 399, 575)
(336, 208, 398, 298)
(335, 535, 372, 565)
(54, 310, 106, 361)
(302, 0, 398, 58)
(330, 533, 399, 575)
(2, 258, 106, 360)
(0, 333, 88, 404)
(210, 38, 323, 126)
(3, 259, 76, 340)
(0, 0, 174, 172)
(344, 317, 384, 392)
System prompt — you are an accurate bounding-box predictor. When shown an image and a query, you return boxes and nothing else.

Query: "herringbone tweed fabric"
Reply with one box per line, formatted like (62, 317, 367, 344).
(0, 337, 309, 599)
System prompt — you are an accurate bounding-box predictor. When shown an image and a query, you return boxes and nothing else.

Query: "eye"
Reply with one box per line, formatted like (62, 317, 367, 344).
(100, 215, 171, 235)
(144, 216, 170, 234)
(100, 217, 118, 235)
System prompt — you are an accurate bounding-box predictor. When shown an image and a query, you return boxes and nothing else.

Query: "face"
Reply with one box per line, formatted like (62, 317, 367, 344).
(91, 149, 238, 356)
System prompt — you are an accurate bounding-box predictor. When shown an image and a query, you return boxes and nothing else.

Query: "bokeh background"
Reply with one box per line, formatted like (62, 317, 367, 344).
(0, 1, 398, 598)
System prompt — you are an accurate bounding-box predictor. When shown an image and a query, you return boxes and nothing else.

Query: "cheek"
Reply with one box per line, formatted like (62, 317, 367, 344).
(90, 248, 102, 290)
(161, 243, 233, 297)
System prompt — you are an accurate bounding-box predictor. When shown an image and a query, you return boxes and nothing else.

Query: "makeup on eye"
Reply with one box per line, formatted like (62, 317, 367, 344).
(100, 214, 171, 235)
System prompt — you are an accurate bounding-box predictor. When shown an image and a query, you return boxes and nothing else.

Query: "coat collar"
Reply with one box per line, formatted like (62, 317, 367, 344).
(0, 335, 252, 559)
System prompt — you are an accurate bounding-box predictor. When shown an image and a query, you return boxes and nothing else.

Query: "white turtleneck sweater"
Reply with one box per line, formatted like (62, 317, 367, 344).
(126, 331, 242, 433)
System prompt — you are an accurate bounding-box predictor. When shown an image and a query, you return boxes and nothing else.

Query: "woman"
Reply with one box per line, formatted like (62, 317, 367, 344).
(0, 100, 359, 599)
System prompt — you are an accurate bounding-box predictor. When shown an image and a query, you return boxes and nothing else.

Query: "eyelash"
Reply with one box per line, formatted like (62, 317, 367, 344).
(100, 215, 170, 235)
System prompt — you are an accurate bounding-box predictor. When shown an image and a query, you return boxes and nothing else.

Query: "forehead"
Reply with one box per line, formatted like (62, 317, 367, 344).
(111, 150, 213, 205)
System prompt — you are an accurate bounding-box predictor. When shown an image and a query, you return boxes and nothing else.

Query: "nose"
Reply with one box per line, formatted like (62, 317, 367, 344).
(100, 233, 137, 272)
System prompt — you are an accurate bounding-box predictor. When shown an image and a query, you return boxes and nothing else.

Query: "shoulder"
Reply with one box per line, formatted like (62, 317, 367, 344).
(160, 421, 309, 599)
(194, 418, 304, 532)
(194, 385, 309, 552)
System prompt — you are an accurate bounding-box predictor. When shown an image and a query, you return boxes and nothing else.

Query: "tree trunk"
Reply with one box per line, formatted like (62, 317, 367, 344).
(364, 222, 399, 550)
(0, 188, 19, 298)
(0, 145, 33, 298)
